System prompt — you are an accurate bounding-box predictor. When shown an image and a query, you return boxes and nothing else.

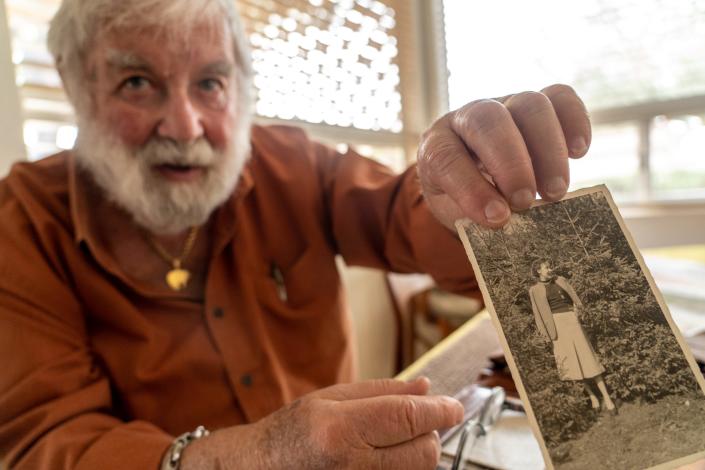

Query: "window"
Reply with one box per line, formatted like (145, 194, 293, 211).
(650, 114, 705, 199)
(4, 0, 410, 170)
(443, 0, 705, 202)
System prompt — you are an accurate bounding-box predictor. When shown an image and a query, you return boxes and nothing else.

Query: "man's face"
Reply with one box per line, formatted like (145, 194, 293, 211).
(74, 21, 251, 234)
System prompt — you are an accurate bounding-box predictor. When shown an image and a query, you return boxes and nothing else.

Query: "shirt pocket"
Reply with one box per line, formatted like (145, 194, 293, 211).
(258, 247, 340, 313)
(256, 248, 347, 364)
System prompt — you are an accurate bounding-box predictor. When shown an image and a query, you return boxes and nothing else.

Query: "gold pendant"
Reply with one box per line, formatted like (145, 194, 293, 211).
(166, 268, 191, 291)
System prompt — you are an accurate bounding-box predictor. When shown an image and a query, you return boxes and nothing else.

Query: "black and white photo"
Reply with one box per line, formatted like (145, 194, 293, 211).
(456, 185, 705, 470)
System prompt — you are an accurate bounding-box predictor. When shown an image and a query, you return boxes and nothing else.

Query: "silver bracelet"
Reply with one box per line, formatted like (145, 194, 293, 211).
(161, 425, 210, 470)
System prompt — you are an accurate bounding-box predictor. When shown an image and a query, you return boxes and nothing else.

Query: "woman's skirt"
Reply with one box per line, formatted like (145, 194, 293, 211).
(552, 310, 605, 381)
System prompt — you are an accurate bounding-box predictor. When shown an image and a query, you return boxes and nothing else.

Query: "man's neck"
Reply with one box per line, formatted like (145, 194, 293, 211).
(93, 196, 213, 300)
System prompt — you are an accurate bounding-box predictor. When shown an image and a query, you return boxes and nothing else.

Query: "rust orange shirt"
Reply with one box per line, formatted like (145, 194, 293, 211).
(0, 125, 478, 469)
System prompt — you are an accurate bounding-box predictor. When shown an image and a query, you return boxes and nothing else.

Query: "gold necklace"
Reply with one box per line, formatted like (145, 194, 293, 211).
(147, 226, 199, 291)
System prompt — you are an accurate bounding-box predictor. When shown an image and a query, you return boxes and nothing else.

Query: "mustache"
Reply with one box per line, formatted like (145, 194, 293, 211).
(136, 138, 217, 166)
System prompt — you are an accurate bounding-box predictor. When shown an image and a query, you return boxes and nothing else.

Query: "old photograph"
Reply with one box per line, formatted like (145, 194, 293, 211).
(456, 185, 705, 470)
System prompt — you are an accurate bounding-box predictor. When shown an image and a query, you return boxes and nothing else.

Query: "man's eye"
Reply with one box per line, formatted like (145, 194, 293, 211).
(198, 78, 223, 92)
(122, 76, 150, 90)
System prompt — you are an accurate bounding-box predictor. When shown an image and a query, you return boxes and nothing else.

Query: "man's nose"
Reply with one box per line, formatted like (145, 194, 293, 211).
(157, 91, 204, 143)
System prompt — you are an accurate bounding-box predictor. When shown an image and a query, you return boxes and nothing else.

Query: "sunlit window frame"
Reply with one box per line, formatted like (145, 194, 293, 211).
(588, 95, 705, 205)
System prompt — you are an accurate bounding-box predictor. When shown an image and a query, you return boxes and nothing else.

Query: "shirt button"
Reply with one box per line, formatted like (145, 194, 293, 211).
(240, 374, 253, 387)
(213, 307, 225, 318)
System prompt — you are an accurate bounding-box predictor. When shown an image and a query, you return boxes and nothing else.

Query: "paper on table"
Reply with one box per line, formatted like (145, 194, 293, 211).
(686, 335, 705, 363)
(396, 312, 503, 397)
(644, 255, 705, 303)
(442, 410, 544, 470)
(667, 302, 705, 338)
(644, 254, 705, 355)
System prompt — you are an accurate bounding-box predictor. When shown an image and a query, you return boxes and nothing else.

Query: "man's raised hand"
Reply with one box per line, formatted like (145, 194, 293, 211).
(418, 84, 591, 229)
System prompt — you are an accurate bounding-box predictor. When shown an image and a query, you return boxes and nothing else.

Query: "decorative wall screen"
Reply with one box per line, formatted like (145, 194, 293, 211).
(4, 0, 404, 160)
(236, 0, 402, 132)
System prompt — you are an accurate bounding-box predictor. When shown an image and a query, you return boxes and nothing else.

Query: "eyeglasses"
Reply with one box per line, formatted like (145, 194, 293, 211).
(450, 386, 507, 470)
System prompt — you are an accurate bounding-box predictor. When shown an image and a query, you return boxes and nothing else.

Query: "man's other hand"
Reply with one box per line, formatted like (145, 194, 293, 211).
(181, 377, 464, 469)
(417, 84, 591, 229)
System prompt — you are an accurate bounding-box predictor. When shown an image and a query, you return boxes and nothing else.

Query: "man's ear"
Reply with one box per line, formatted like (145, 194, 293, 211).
(57, 63, 94, 117)
(56, 64, 78, 104)
(56, 65, 71, 98)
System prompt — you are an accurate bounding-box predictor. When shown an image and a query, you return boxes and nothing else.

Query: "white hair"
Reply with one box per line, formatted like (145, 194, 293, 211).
(47, 0, 253, 114)
(74, 116, 251, 235)
(48, 0, 255, 234)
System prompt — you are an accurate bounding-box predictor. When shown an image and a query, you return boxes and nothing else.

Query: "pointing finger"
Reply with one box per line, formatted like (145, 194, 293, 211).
(371, 432, 441, 470)
(312, 377, 431, 401)
(343, 394, 463, 447)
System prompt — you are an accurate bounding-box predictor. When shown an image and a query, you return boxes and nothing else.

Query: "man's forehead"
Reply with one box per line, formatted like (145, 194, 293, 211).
(106, 50, 148, 69)
(105, 48, 234, 75)
(93, 19, 234, 64)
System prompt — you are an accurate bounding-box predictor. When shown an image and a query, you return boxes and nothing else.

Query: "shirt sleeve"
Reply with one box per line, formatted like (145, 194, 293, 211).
(313, 138, 480, 297)
(529, 287, 549, 340)
(0, 211, 172, 469)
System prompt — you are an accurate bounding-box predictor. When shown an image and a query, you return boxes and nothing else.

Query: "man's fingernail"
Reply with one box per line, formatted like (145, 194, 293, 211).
(571, 136, 587, 156)
(440, 396, 465, 418)
(484, 200, 510, 224)
(440, 396, 461, 407)
(546, 177, 567, 199)
(510, 189, 535, 209)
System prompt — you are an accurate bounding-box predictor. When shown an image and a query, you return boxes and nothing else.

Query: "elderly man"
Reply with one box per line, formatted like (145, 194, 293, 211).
(0, 1, 590, 469)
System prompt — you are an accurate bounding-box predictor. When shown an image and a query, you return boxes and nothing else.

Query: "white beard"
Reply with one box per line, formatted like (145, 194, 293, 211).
(74, 116, 251, 235)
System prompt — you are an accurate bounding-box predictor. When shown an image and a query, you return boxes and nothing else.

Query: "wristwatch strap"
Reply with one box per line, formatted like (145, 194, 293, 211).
(161, 425, 210, 470)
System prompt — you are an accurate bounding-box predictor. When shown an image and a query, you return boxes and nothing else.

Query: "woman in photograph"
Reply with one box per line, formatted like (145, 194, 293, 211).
(529, 259, 617, 414)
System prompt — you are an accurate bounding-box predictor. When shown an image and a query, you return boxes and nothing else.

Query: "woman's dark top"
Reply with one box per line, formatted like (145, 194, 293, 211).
(544, 280, 574, 313)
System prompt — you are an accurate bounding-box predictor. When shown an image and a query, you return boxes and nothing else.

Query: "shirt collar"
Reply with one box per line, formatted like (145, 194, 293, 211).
(68, 152, 92, 245)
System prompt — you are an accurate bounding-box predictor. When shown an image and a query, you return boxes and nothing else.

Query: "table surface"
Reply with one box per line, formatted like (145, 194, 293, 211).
(645, 244, 705, 263)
